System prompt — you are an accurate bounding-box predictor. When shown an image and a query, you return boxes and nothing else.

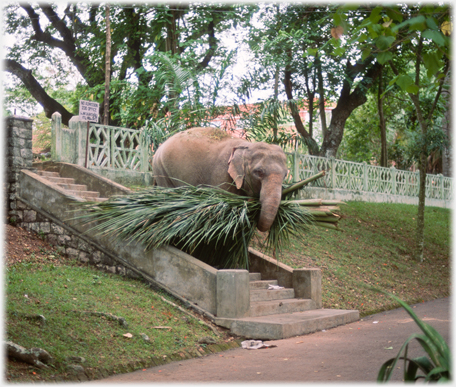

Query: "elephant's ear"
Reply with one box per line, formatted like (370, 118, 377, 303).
(228, 146, 247, 190)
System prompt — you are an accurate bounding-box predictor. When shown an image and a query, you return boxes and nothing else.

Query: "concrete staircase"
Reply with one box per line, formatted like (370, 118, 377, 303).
(248, 273, 314, 316)
(36, 170, 108, 202)
(214, 272, 359, 340)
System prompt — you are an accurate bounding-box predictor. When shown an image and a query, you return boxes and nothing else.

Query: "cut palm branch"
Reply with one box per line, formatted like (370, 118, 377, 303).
(74, 171, 343, 269)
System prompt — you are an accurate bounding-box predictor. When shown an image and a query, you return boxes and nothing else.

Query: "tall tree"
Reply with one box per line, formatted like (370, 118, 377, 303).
(3, 3, 254, 127)
(244, 3, 382, 157)
(335, 4, 451, 261)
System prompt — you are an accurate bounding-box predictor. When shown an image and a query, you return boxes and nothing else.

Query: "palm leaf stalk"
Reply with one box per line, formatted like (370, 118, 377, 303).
(74, 172, 343, 269)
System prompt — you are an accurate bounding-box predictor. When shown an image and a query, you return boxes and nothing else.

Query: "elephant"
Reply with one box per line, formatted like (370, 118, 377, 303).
(152, 127, 289, 232)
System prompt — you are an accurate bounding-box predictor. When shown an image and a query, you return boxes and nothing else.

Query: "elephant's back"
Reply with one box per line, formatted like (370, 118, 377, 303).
(152, 127, 245, 189)
(171, 127, 234, 144)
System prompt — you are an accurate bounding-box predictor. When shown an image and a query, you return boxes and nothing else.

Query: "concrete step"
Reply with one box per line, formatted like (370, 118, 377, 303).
(249, 279, 278, 290)
(250, 288, 295, 302)
(37, 170, 60, 178)
(47, 176, 76, 185)
(67, 190, 100, 199)
(249, 273, 261, 282)
(57, 183, 88, 191)
(218, 308, 360, 340)
(249, 298, 314, 317)
(36, 169, 106, 202)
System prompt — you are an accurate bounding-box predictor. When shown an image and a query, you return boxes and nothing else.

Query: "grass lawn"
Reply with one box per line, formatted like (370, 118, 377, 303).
(252, 201, 451, 316)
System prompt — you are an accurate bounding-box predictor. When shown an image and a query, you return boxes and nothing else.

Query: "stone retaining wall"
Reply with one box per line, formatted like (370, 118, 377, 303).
(14, 196, 140, 279)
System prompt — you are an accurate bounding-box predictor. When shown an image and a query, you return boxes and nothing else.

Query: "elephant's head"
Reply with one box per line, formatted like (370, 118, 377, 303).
(227, 143, 288, 232)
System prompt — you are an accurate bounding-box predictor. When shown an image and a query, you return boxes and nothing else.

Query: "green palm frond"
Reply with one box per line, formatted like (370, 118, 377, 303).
(74, 173, 342, 269)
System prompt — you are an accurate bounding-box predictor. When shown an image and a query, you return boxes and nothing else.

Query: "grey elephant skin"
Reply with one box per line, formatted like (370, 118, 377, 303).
(152, 127, 288, 232)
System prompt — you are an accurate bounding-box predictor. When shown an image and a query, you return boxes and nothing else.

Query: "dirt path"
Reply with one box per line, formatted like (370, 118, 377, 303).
(90, 297, 451, 383)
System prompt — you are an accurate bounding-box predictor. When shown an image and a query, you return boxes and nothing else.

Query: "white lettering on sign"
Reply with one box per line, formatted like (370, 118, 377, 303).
(79, 100, 100, 122)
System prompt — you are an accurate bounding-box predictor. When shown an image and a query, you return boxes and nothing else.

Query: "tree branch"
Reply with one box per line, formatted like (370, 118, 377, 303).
(40, 4, 75, 49)
(196, 20, 217, 71)
(428, 60, 450, 122)
(20, 4, 99, 87)
(4, 59, 74, 125)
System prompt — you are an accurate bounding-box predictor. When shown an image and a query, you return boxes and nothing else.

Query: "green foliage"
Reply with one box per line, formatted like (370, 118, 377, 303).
(237, 99, 306, 151)
(4, 3, 254, 126)
(32, 112, 53, 154)
(331, 4, 450, 90)
(377, 293, 451, 382)
(407, 127, 449, 163)
(74, 184, 318, 269)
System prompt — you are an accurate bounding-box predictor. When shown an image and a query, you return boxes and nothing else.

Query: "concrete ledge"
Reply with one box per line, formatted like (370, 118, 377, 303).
(19, 168, 218, 315)
(293, 269, 322, 308)
(299, 187, 451, 209)
(216, 270, 250, 318)
(88, 167, 153, 187)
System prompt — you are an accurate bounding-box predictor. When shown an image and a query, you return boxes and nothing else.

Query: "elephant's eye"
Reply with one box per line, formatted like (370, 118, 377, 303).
(253, 168, 265, 178)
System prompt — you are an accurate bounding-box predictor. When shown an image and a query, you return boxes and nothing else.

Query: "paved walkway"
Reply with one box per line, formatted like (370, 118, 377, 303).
(92, 297, 451, 383)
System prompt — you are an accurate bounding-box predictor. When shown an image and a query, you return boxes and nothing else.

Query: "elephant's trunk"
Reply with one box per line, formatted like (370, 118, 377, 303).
(257, 176, 282, 232)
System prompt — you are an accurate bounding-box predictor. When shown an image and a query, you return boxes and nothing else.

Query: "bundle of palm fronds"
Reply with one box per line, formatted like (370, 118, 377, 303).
(75, 171, 343, 269)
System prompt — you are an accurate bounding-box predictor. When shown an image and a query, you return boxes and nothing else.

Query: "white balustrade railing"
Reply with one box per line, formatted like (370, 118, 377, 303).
(87, 123, 152, 172)
(287, 153, 453, 202)
(52, 113, 452, 204)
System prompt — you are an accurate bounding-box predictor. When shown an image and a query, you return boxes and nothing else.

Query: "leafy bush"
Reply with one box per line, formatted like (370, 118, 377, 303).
(377, 292, 451, 382)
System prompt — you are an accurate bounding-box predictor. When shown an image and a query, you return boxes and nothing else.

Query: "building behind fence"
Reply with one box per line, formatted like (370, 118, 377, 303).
(51, 113, 452, 208)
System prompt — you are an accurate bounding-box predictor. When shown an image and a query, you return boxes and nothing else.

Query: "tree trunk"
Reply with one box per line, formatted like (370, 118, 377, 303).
(283, 69, 319, 154)
(316, 55, 327, 138)
(319, 60, 382, 158)
(4, 59, 74, 125)
(441, 71, 452, 177)
(103, 4, 111, 125)
(377, 66, 388, 167)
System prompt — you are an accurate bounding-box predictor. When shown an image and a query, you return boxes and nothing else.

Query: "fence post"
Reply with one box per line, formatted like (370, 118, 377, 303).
(439, 173, 444, 200)
(140, 130, 148, 173)
(51, 112, 61, 161)
(110, 127, 115, 168)
(330, 157, 335, 189)
(293, 152, 299, 183)
(391, 166, 396, 195)
(67, 115, 88, 166)
(363, 162, 368, 192)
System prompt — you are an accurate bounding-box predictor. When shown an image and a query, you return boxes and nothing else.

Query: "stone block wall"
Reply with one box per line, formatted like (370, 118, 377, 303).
(5, 115, 137, 278)
(5, 116, 34, 221)
(15, 200, 140, 278)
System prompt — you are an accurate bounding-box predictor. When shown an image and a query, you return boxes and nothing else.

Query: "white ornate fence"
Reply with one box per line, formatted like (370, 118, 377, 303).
(287, 153, 453, 202)
(87, 123, 152, 172)
(51, 113, 452, 205)
(51, 114, 152, 173)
